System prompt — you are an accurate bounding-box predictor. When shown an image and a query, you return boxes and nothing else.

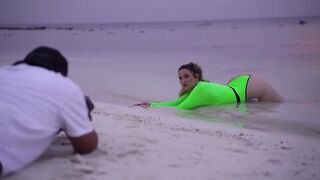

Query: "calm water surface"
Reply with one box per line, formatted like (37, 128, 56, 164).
(1, 16, 319, 137)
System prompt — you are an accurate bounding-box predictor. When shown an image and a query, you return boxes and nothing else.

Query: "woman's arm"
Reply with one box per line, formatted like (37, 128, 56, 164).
(68, 130, 98, 154)
(150, 93, 189, 108)
(176, 82, 209, 110)
(178, 86, 189, 97)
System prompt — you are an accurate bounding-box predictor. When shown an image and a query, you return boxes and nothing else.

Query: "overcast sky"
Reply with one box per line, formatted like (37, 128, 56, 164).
(0, 0, 319, 24)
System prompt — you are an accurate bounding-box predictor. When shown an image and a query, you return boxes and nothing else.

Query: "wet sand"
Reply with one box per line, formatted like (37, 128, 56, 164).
(4, 102, 320, 180)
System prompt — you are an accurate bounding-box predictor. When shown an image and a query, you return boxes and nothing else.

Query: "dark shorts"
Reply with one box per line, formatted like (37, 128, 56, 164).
(0, 161, 3, 177)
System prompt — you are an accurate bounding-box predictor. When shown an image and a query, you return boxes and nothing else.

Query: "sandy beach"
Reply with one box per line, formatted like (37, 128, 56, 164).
(1, 16, 320, 179)
(4, 102, 320, 180)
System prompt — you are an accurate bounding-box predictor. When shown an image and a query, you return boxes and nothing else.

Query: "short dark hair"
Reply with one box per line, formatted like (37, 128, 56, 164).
(13, 46, 68, 76)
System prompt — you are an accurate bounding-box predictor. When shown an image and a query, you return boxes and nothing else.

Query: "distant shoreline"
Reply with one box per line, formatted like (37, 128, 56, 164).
(0, 16, 318, 31)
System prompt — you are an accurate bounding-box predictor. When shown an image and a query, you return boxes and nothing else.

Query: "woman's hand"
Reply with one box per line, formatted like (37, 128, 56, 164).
(179, 87, 188, 97)
(133, 102, 151, 107)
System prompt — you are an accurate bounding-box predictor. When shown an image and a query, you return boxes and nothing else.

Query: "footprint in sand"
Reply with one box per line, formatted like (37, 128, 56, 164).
(267, 159, 282, 165)
(224, 147, 248, 154)
(142, 137, 159, 144)
(167, 164, 185, 168)
(69, 154, 95, 174)
(116, 150, 144, 158)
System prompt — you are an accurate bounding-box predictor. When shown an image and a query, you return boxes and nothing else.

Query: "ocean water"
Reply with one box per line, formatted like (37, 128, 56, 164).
(0, 16, 320, 136)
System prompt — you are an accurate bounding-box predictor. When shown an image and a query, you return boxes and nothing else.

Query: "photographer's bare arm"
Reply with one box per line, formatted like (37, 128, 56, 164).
(68, 130, 98, 154)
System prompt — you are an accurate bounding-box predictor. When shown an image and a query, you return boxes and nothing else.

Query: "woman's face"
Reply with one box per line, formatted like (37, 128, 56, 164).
(178, 69, 199, 91)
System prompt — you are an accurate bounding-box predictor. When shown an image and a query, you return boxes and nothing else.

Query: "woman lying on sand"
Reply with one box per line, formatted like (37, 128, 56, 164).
(135, 62, 284, 110)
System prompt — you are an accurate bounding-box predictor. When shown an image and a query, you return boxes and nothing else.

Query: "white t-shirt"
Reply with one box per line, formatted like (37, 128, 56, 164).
(0, 64, 93, 176)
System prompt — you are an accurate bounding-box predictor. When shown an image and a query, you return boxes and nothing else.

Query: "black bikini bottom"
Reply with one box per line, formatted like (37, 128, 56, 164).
(229, 86, 240, 104)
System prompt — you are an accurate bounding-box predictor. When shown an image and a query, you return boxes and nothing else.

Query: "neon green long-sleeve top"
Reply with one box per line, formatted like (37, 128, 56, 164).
(151, 81, 237, 110)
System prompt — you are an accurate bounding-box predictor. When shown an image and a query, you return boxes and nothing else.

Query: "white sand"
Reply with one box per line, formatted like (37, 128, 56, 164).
(5, 102, 320, 180)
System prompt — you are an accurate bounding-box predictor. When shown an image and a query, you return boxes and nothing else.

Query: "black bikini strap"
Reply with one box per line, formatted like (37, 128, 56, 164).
(229, 86, 240, 104)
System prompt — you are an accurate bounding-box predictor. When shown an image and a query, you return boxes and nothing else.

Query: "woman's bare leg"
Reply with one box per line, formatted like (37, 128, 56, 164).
(247, 75, 284, 102)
